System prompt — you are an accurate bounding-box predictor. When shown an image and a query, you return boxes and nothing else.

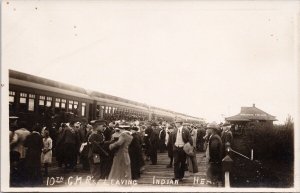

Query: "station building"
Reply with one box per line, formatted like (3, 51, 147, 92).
(225, 104, 277, 127)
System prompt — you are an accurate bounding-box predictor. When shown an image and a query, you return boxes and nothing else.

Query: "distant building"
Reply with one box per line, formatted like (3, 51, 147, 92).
(225, 104, 277, 126)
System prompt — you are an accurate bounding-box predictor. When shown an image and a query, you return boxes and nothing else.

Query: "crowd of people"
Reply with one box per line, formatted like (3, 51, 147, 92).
(9, 116, 233, 187)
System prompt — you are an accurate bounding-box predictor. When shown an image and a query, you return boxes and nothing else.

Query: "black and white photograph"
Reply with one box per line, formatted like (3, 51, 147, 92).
(1, 0, 299, 192)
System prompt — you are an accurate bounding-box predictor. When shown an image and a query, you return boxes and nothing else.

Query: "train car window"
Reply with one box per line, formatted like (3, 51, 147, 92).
(55, 98, 61, 108)
(19, 92, 28, 112)
(46, 97, 52, 107)
(96, 105, 101, 117)
(29, 94, 35, 99)
(82, 103, 86, 116)
(9, 91, 17, 114)
(19, 93, 27, 104)
(108, 106, 111, 114)
(74, 101, 78, 109)
(61, 99, 66, 109)
(69, 100, 74, 110)
(28, 94, 35, 111)
(105, 106, 108, 114)
(9, 91, 15, 102)
(39, 96, 45, 106)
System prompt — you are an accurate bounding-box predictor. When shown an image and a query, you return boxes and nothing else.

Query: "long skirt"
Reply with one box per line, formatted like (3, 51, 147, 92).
(108, 152, 131, 180)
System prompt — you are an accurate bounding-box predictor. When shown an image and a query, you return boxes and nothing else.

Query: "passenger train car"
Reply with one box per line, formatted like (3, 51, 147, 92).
(9, 70, 203, 128)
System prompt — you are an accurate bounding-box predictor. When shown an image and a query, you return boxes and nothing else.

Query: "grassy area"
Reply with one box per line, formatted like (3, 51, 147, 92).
(230, 122, 294, 187)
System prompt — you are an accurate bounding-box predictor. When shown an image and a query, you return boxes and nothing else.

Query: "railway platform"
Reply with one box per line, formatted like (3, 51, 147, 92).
(42, 152, 220, 187)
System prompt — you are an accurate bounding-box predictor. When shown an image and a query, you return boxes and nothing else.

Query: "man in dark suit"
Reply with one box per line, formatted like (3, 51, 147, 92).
(149, 122, 159, 165)
(221, 121, 233, 158)
(129, 126, 144, 180)
(159, 126, 166, 153)
(206, 122, 223, 185)
(196, 126, 206, 152)
(166, 124, 175, 168)
(169, 119, 193, 181)
(144, 126, 152, 161)
(24, 125, 43, 186)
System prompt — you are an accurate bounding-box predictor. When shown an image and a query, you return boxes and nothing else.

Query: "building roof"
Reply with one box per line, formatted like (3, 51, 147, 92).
(225, 104, 277, 122)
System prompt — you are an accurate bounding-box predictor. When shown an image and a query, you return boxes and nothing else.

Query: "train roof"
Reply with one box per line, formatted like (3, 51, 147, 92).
(9, 70, 89, 95)
(10, 77, 93, 100)
(90, 91, 149, 109)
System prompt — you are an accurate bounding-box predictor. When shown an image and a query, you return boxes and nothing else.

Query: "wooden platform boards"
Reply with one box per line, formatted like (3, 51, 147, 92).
(42, 152, 221, 187)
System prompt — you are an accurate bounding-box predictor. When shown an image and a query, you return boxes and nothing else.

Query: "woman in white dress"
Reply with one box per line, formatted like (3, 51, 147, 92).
(41, 130, 52, 176)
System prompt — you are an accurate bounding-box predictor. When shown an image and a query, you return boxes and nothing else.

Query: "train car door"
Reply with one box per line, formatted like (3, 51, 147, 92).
(89, 101, 97, 121)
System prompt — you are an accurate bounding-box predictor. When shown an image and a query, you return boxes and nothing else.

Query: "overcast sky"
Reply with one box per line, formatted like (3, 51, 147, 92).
(2, 0, 299, 123)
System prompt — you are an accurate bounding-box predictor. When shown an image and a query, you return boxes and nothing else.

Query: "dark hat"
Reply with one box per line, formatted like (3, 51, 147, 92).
(90, 119, 107, 126)
(223, 121, 231, 127)
(130, 126, 139, 131)
(168, 125, 175, 130)
(70, 120, 76, 126)
(151, 122, 159, 127)
(170, 122, 176, 127)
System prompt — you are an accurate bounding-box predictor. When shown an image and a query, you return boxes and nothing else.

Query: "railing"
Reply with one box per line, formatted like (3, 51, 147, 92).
(222, 142, 259, 188)
(222, 142, 233, 188)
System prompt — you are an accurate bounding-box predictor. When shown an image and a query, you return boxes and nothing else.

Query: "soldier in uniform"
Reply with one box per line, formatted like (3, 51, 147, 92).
(87, 120, 106, 181)
(101, 123, 114, 179)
